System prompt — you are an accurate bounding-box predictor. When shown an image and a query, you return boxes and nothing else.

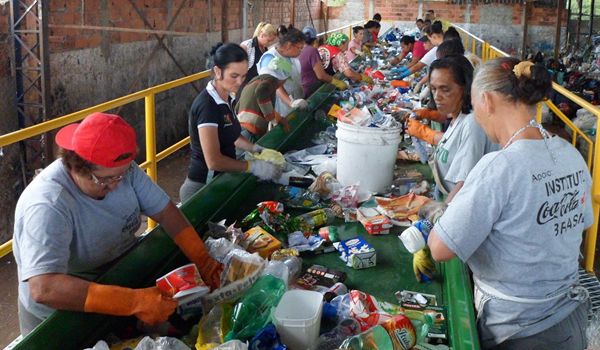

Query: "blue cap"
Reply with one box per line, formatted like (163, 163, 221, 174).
(302, 26, 317, 40)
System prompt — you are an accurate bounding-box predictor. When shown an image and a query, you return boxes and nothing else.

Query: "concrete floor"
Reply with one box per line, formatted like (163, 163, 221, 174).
(0, 151, 189, 348)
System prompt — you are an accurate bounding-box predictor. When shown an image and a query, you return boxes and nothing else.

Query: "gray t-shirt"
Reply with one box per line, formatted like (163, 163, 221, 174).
(434, 136, 593, 347)
(13, 159, 170, 321)
(434, 112, 498, 191)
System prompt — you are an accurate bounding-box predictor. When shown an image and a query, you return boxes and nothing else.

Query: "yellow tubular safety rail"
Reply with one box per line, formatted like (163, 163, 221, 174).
(453, 23, 600, 272)
(0, 21, 363, 259)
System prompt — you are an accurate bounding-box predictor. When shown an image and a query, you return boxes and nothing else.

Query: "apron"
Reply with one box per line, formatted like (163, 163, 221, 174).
(474, 277, 589, 343)
(430, 114, 465, 197)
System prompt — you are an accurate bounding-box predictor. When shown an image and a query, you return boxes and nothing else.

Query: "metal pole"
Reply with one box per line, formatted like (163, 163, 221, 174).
(242, 0, 248, 40)
(521, 0, 529, 60)
(291, 0, 295, 27)
(40, 0, 52, 165)
(221, 0, 228, 42)
(145, 93, 157, 229)
(589, 0, 595, 40)
(555, 0, 564, 60)
(566, 0, 572, 48)
(576, 0, 582, 49)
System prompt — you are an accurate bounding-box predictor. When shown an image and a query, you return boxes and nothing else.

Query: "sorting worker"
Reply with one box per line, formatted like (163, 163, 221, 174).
(318, 33, 374, 85)
(239, 22, 278, 89)
(407, 55, 497, 202)
(428, 58, 592, 349)
(180, 43, 282, 202)
(389, 35, 429, 67)
(236, 72, 290, 142)
(391, 21, 444, 80)
(362, 20, 381, 50)
(13, 112, 223, 335)
(257, 25, 307, 117)
(299, 26, 348, 98)
(345, 26, 365, 62)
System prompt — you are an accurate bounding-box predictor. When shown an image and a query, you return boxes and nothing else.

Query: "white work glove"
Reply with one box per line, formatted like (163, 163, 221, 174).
(247, 160, 283, 181)
(399, 219, 433, 254)
(290, 99, 309, 110)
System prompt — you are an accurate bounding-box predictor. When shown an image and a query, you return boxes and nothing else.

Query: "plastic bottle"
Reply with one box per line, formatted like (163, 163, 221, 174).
(316, 318, 361, 350)
(287, 208, 336, 235)
(340, 314, 416, 350)
(224, 274, 287, 341)
(408, 113, 429, 164)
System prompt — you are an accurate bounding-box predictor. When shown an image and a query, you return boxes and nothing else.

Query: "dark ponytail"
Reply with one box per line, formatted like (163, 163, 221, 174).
(278, 25, 304, 46)
(207, 42, 248, 70)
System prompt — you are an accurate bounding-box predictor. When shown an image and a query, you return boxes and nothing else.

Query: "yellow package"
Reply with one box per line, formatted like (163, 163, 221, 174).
(243, 227, 282, 259)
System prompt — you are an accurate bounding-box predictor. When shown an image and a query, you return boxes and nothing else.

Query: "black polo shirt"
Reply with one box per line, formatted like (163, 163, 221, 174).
(187, 81, 242, 182)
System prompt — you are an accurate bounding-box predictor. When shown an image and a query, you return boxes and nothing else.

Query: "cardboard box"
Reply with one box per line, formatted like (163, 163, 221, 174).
(336, 237, 377, 269)
(242, 226, 282, 259)
(357, 207, 393, 235)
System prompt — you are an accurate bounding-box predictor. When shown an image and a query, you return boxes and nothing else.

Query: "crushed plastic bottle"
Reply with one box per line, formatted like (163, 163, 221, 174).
(316, 318, 361, 350)
(287, 208, 336, 235)
(340, 315, 416, 350)
(408, 113, 429, 164)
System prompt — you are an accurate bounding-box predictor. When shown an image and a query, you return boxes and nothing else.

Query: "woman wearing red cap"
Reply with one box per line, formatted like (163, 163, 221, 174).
(12, 112, 223, 335)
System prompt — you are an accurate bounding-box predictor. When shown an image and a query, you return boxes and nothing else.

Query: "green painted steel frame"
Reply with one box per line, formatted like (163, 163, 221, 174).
(12, 83, 479, 350)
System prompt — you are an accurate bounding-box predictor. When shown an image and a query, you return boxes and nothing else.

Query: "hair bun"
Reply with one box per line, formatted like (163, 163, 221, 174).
(210, 42, 224, 56)
(515, 62, 552, 105)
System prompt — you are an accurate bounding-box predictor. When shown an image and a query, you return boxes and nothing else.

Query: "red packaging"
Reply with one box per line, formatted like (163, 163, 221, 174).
(156, 263, 208, 298)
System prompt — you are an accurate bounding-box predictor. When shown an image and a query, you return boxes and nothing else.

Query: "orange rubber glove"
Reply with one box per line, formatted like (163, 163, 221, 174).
(407, 119, 440, 145)
(84, 283, 177, 324)
(174, 226, 223, 290)
(414, 108, 445, 123)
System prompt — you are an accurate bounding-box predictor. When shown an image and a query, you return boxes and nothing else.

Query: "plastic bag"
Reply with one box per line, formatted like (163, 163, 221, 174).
(588, 308, 600, 350)
(201, 249, 265, 311)
(133, 336, 191, 350)
(224, 274, 287, 341)
(84, 340, 110, 350)
(347, 290, 403, 331)
(214, 340, 249, 350)
(196, 304, 234, 350)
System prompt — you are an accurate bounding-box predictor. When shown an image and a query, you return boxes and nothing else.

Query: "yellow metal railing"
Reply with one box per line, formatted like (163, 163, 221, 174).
(0, 21, 363, 259)
(454, 23, 600, 272)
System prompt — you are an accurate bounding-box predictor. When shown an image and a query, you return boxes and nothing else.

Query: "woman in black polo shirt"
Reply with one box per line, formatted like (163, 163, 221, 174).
(179, 43, 282, 202)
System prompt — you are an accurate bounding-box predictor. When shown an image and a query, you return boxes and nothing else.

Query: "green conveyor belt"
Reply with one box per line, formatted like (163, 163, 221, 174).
(13, 82, 479, 350)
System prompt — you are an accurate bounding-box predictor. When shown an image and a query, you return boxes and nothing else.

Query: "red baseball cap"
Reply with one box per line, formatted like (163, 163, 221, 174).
(55, 112, 137, 168)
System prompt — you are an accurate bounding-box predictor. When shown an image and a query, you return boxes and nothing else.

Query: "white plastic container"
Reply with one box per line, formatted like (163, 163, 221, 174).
(336, 121, 402, 193)
(273, 290, 323, 350)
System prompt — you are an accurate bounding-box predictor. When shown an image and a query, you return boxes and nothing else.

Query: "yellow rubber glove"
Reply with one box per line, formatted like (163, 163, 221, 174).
(361, 45, 372, 57)
(407, 119, 441, 145)
(174, 226, 223, 291)
(413, 248, 436, 282)
(331, 78, 349, 90)
(361, 74, 374, 85)
(84, 283, 177, 324)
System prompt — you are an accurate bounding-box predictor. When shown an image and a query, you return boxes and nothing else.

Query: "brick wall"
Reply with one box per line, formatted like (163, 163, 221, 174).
(372, 0, 566, 27)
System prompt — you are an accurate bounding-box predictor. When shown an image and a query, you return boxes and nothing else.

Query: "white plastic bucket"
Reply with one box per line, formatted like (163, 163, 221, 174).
(273, 290, 323, 350)
(336, 121, 402, 193)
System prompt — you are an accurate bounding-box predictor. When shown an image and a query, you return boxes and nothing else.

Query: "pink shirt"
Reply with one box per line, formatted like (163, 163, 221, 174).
(346, 39, 362, 62)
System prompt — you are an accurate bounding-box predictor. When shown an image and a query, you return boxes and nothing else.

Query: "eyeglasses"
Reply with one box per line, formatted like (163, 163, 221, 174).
(90, 164, 132, 186)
